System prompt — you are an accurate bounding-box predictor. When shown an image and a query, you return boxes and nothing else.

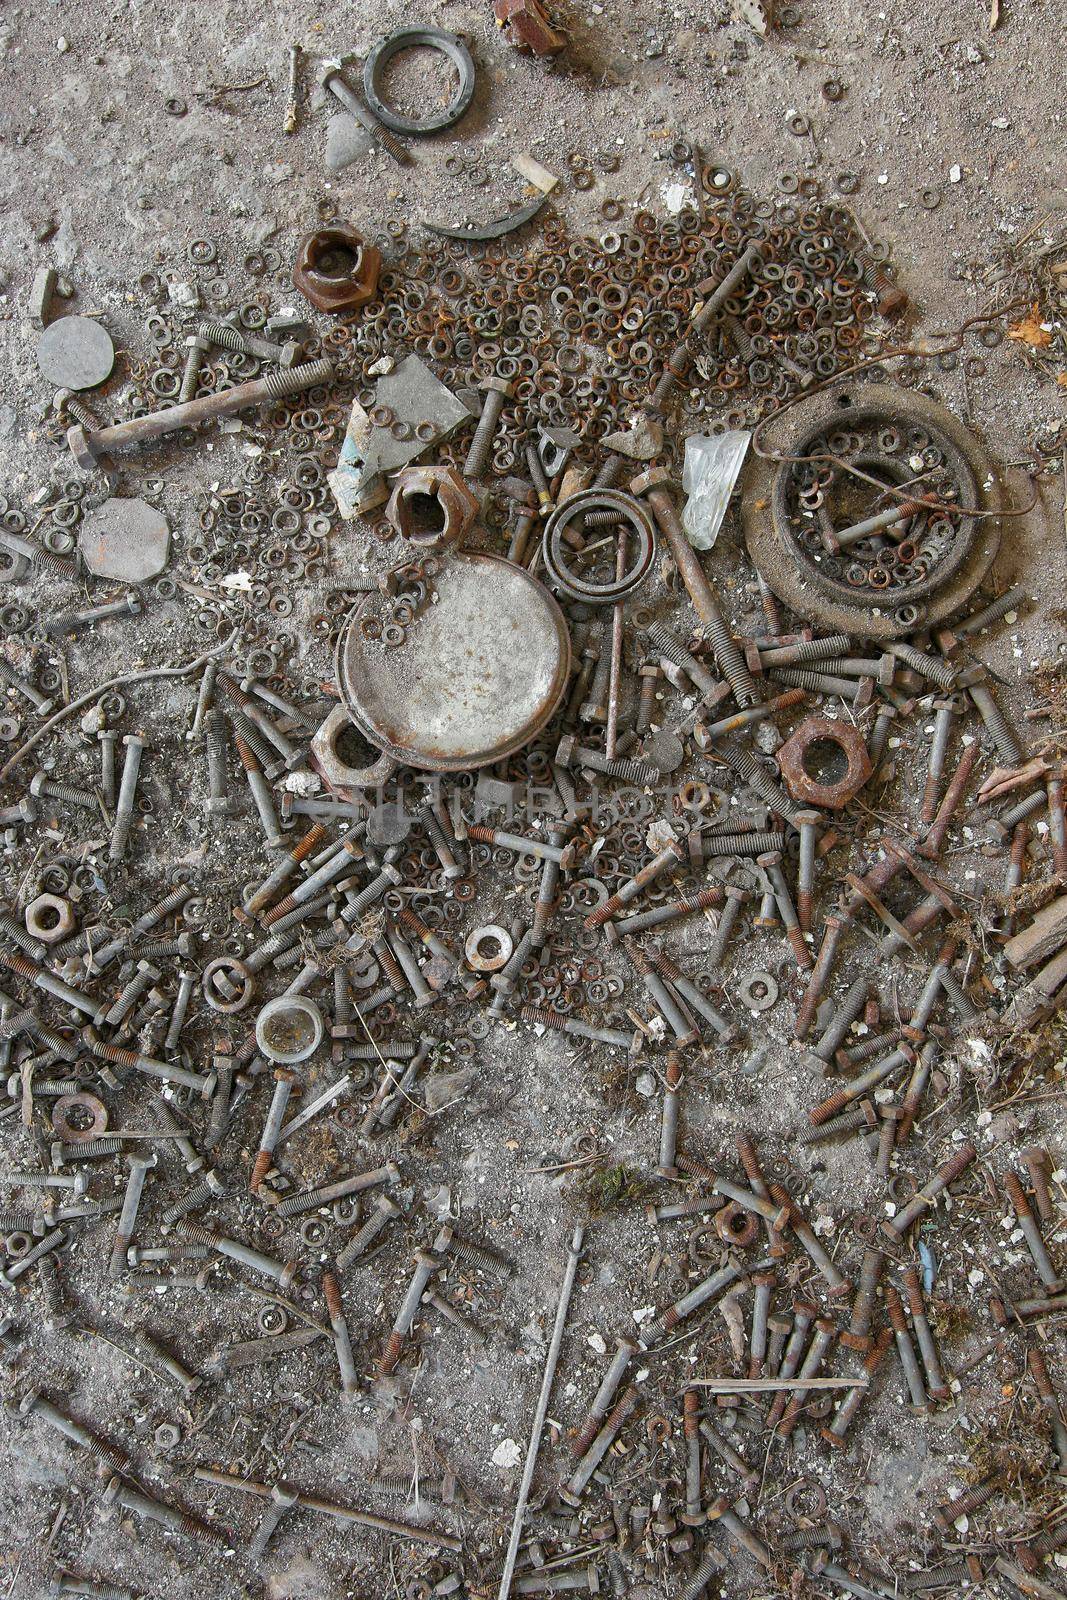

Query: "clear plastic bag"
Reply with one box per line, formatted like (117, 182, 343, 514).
(681, 429, 751, 550)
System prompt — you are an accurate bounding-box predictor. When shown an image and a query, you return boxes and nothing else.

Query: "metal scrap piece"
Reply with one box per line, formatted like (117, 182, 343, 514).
(327, 354, 473, 521)
(77, 498, 171, 583)
(421, 192, 551, 242)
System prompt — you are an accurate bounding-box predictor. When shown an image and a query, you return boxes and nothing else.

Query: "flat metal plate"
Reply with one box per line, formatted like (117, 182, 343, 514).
(338, 551, 571, 771)
(77, 497, 170, 582)
(36, 315, 115, 391)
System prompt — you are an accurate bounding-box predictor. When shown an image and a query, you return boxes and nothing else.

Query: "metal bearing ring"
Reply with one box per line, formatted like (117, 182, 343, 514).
(363, 28, 477, 136)
(542, 490, 656, 604)
(202, 956, 254, 1013)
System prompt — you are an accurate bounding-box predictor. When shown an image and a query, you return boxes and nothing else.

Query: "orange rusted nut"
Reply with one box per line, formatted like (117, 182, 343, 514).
(777, 714, 873, 810)
(385, 464, 479, 551)
(494, 0, 566, 54)
(292, 223, 381, 315)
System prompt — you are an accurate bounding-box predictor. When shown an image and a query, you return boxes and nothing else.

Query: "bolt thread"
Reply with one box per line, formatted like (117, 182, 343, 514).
(292, 824, 327, 863)
(679, 1551, 725, 1600)
(0, 949, 38, 981)
(60, 1136, 123, 1159)
(34, 547, 80, 579)
(130, 936, 189, 959)
(138, 885, 191, 929)
(43, 779, 97, 808)
(676, 1151, 717, 1184)
(937, 1477, 998, 1523)
(771, 666, 855, 694)
(263, 357, 334, 400)
(233, 731, 265, 773)
(0, 912, 45, 958)
(199, 321, 251, 353)
(464, 390, 506, 478)
(798, 1104, 870, 1144)
(890, 642, 956, 687)
(442, 1232, 512, 1278)
(704, 612, 758, 707)
(521, 1004, 567, 1033)
(161, 1176, 223, 1226)
(647, 621, 698, 679)
(972, 683, 1023, 765)
(0, 1210, 37, 1230)
(703, 829, 785, 857)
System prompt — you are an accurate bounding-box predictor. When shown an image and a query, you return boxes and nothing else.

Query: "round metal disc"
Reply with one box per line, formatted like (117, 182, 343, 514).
(338, 551, 571, 772)
(78, 498, 170, 583)
(36, 315, 115, 391)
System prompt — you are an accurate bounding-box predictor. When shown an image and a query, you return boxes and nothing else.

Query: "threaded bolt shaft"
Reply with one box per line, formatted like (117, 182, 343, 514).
(464, 379, 514, 479)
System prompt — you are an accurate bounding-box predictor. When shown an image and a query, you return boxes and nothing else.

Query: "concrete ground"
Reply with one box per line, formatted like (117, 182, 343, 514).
(0, 2, 1065, 1599)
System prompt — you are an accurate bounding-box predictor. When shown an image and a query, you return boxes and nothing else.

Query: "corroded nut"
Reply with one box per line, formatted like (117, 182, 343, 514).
(292, 223, 381, 314)
(311, 704, 395, 794)
(25, 893, 75, 944)
(385, 464, 479, 550)
(776, 714, 873, 810)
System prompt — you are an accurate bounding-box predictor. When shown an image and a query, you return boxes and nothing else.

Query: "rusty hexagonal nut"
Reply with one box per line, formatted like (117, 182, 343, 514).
(292, 224, 381, 315)
(311, 705, 395, 795)
(25, 893, 76, 944)
(385, 464, 479, 551)
(494, 0, 566, 54)
(776, 714, 873, 810)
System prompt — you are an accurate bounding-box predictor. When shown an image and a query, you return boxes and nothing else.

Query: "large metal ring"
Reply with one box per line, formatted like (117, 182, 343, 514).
(363, 28, 477, 136)
(542, 490, 656, 605)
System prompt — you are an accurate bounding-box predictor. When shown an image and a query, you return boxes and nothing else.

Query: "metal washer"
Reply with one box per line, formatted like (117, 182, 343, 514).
(363, 27, 476, 136)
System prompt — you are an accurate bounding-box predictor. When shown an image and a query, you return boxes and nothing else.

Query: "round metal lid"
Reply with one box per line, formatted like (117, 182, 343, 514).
(337, 550, 571, 772)
(36, 315, 115, 391)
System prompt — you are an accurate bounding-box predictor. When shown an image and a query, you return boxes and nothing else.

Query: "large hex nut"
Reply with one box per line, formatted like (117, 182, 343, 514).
(292, 224, 382, 315)
(311, 704, 395, 795)
(25, 893, 76, 944)
(385, 464, 479, 550)
(776, 715, 873, 810)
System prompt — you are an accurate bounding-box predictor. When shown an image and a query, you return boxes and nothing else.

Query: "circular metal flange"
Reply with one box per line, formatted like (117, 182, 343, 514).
(36, 316, 115, 391)
(363, 27, 476, 136)
(337, 550, 570, 773)
(542, 490, 656, 604)
(742, 383, 1001, 640)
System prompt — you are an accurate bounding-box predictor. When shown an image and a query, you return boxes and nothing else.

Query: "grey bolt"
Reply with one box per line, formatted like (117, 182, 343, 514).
(464, 377, 515, 479)
(0, 659, 54, 715)
(336, 1193, 402, 1269)
(29, 771, 96, 811)
(177, 1220, 297, 1289)
(109, 735, 146, 861)
(109, 1154, 155, 1278)
(68, 359, 335, 469)
(378, 1250, 441, 1375)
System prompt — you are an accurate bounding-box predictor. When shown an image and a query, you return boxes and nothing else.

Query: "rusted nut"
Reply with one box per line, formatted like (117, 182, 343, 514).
(776, 714, 872, 810)
(25, 893, 75, 944)
(293, 223, 381, 314)
(311, 704, 395, 793)
(713, 1201, 759, 1248)
(385, 465, 479, 551)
